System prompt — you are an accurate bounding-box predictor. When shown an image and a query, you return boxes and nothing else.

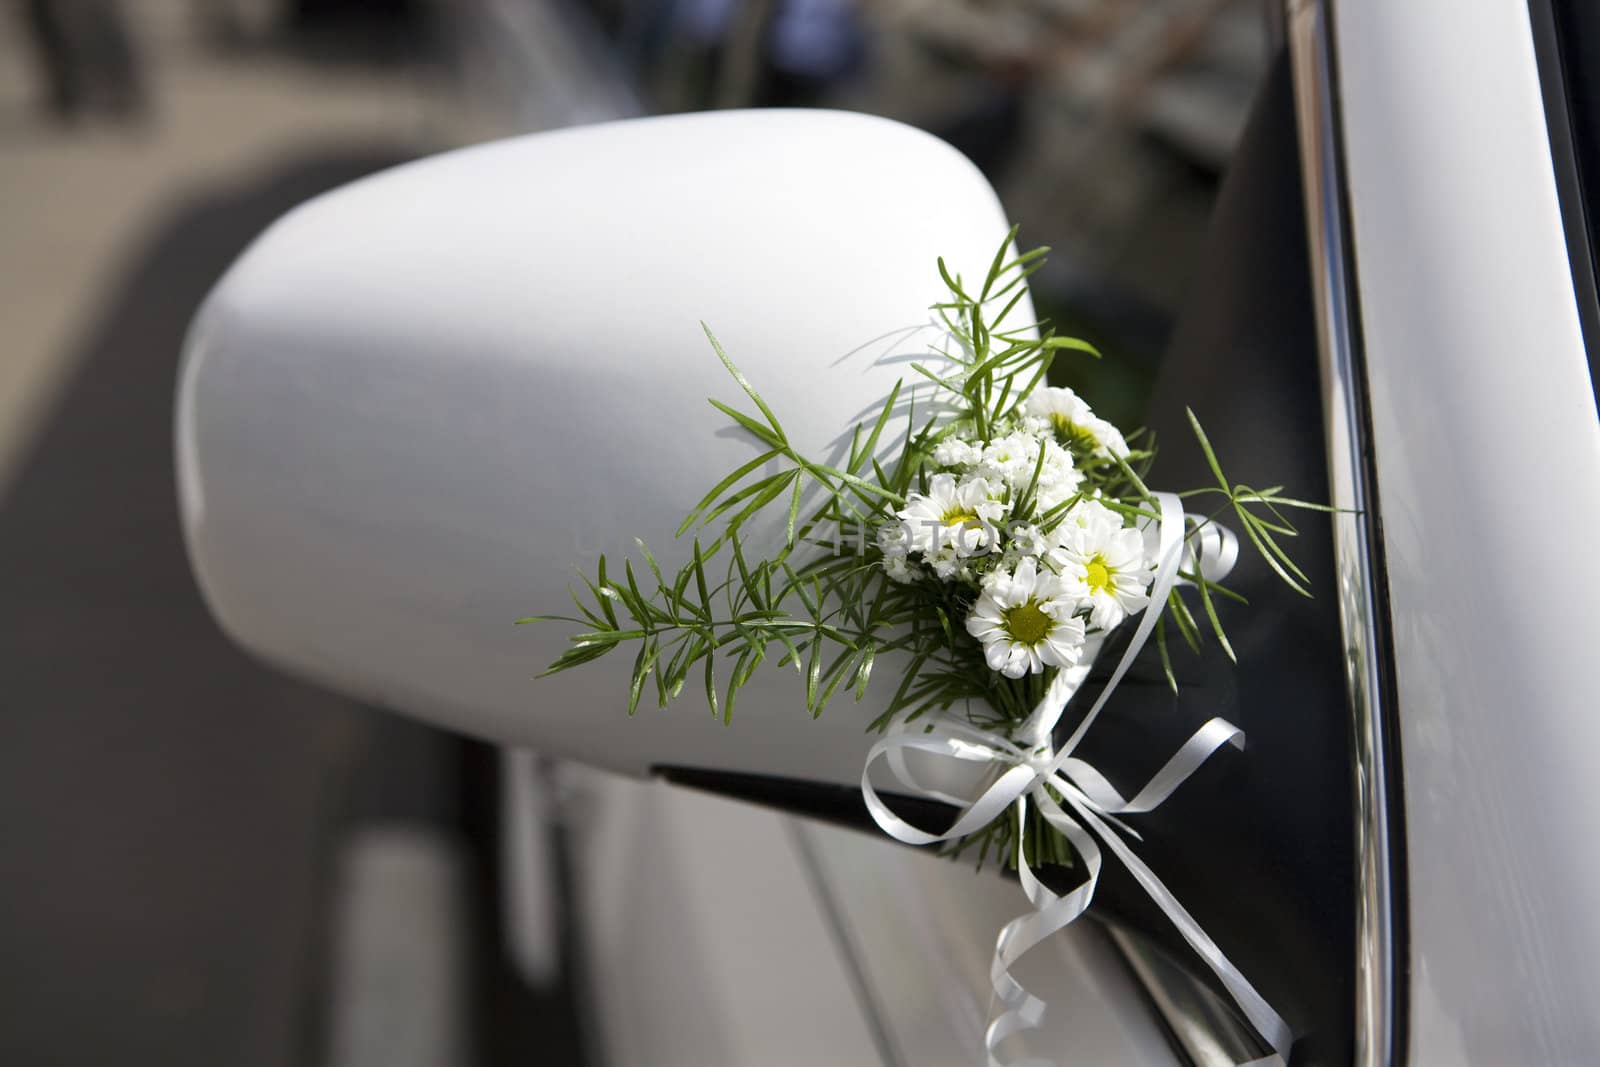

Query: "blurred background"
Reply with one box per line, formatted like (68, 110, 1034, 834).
(0, 1, 1270, 1064)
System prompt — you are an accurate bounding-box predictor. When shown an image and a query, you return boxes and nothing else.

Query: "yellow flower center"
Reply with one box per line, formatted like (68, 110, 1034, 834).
(1050, 413, 1100, 454)
(1002, 600, 1052, 646)
(942, 506, 981, 528)
(1084, 555, 1112, 594)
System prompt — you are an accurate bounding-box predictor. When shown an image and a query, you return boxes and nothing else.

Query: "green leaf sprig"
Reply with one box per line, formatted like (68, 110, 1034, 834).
(524, 230, 1330, 870)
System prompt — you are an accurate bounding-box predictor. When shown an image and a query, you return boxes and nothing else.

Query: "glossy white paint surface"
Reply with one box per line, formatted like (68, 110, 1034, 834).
(567, 765, 1176, 1067)
(1335, 2, 1600, 1060)
(178, 110, 1026, 787)
(793, 813, 1179, 1065)
(569, 768, 885, 1066)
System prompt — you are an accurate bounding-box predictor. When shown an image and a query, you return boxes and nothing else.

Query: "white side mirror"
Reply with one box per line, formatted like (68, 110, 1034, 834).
(177, 109, 1028, 788)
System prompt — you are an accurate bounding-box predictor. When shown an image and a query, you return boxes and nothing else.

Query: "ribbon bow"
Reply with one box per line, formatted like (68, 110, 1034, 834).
(860, 492, 1292, 1066)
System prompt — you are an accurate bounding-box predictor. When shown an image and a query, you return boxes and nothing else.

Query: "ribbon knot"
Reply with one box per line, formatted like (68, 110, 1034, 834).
(1022, 746, 1055, 777)
(861, 493, 1291, 1067)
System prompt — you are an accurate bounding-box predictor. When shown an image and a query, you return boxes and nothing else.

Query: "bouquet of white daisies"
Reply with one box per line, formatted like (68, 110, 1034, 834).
(530, 230, 1320, 1064)
(529, 229, 1320, 871)
(882, 393, 1152, 676)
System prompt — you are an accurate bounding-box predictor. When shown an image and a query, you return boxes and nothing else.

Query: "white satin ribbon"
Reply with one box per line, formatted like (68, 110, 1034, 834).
(861, 492, 1291, 1066)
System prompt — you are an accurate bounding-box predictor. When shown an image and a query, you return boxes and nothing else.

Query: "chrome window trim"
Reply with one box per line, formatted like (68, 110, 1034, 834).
(1285, 3, 1407, 1065)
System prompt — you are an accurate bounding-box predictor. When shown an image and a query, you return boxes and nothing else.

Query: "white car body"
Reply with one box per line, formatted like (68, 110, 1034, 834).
(1307, 0, 1600, 1061)
(175, 1, 1600, 1062)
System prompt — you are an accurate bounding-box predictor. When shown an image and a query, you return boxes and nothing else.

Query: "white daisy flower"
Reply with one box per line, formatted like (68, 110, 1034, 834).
(1023, 386, 1130, 460)
(965, 557, 1087, 678)
(929, 550, 968, 582)
(876, 520, 911, 558)
(1018, 413, 1051, 438)
(1048, 513, 1153, 631)
(1057, 498, 1123, 534)
(883, 554, 922, 584)
(1027, 439, 1084, 513)
(977, 431, 1042, 488)
(1007, 523, 1050, 558)
(932, 437, 982, 469)
(1033, 480, 1081, 516)
(898, 473, 1005, 558)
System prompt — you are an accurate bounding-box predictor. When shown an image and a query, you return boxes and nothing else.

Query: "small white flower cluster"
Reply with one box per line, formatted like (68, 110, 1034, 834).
(875, 387, 1152, 679)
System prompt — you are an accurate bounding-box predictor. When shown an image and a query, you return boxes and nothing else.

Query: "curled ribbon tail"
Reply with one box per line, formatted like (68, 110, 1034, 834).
(860, 492, 1293, 1066)
(1069, 796, 1293, 1064)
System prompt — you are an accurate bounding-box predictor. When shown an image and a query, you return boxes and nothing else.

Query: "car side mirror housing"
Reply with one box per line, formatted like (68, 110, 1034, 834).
(177, 110, 1027, 788)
